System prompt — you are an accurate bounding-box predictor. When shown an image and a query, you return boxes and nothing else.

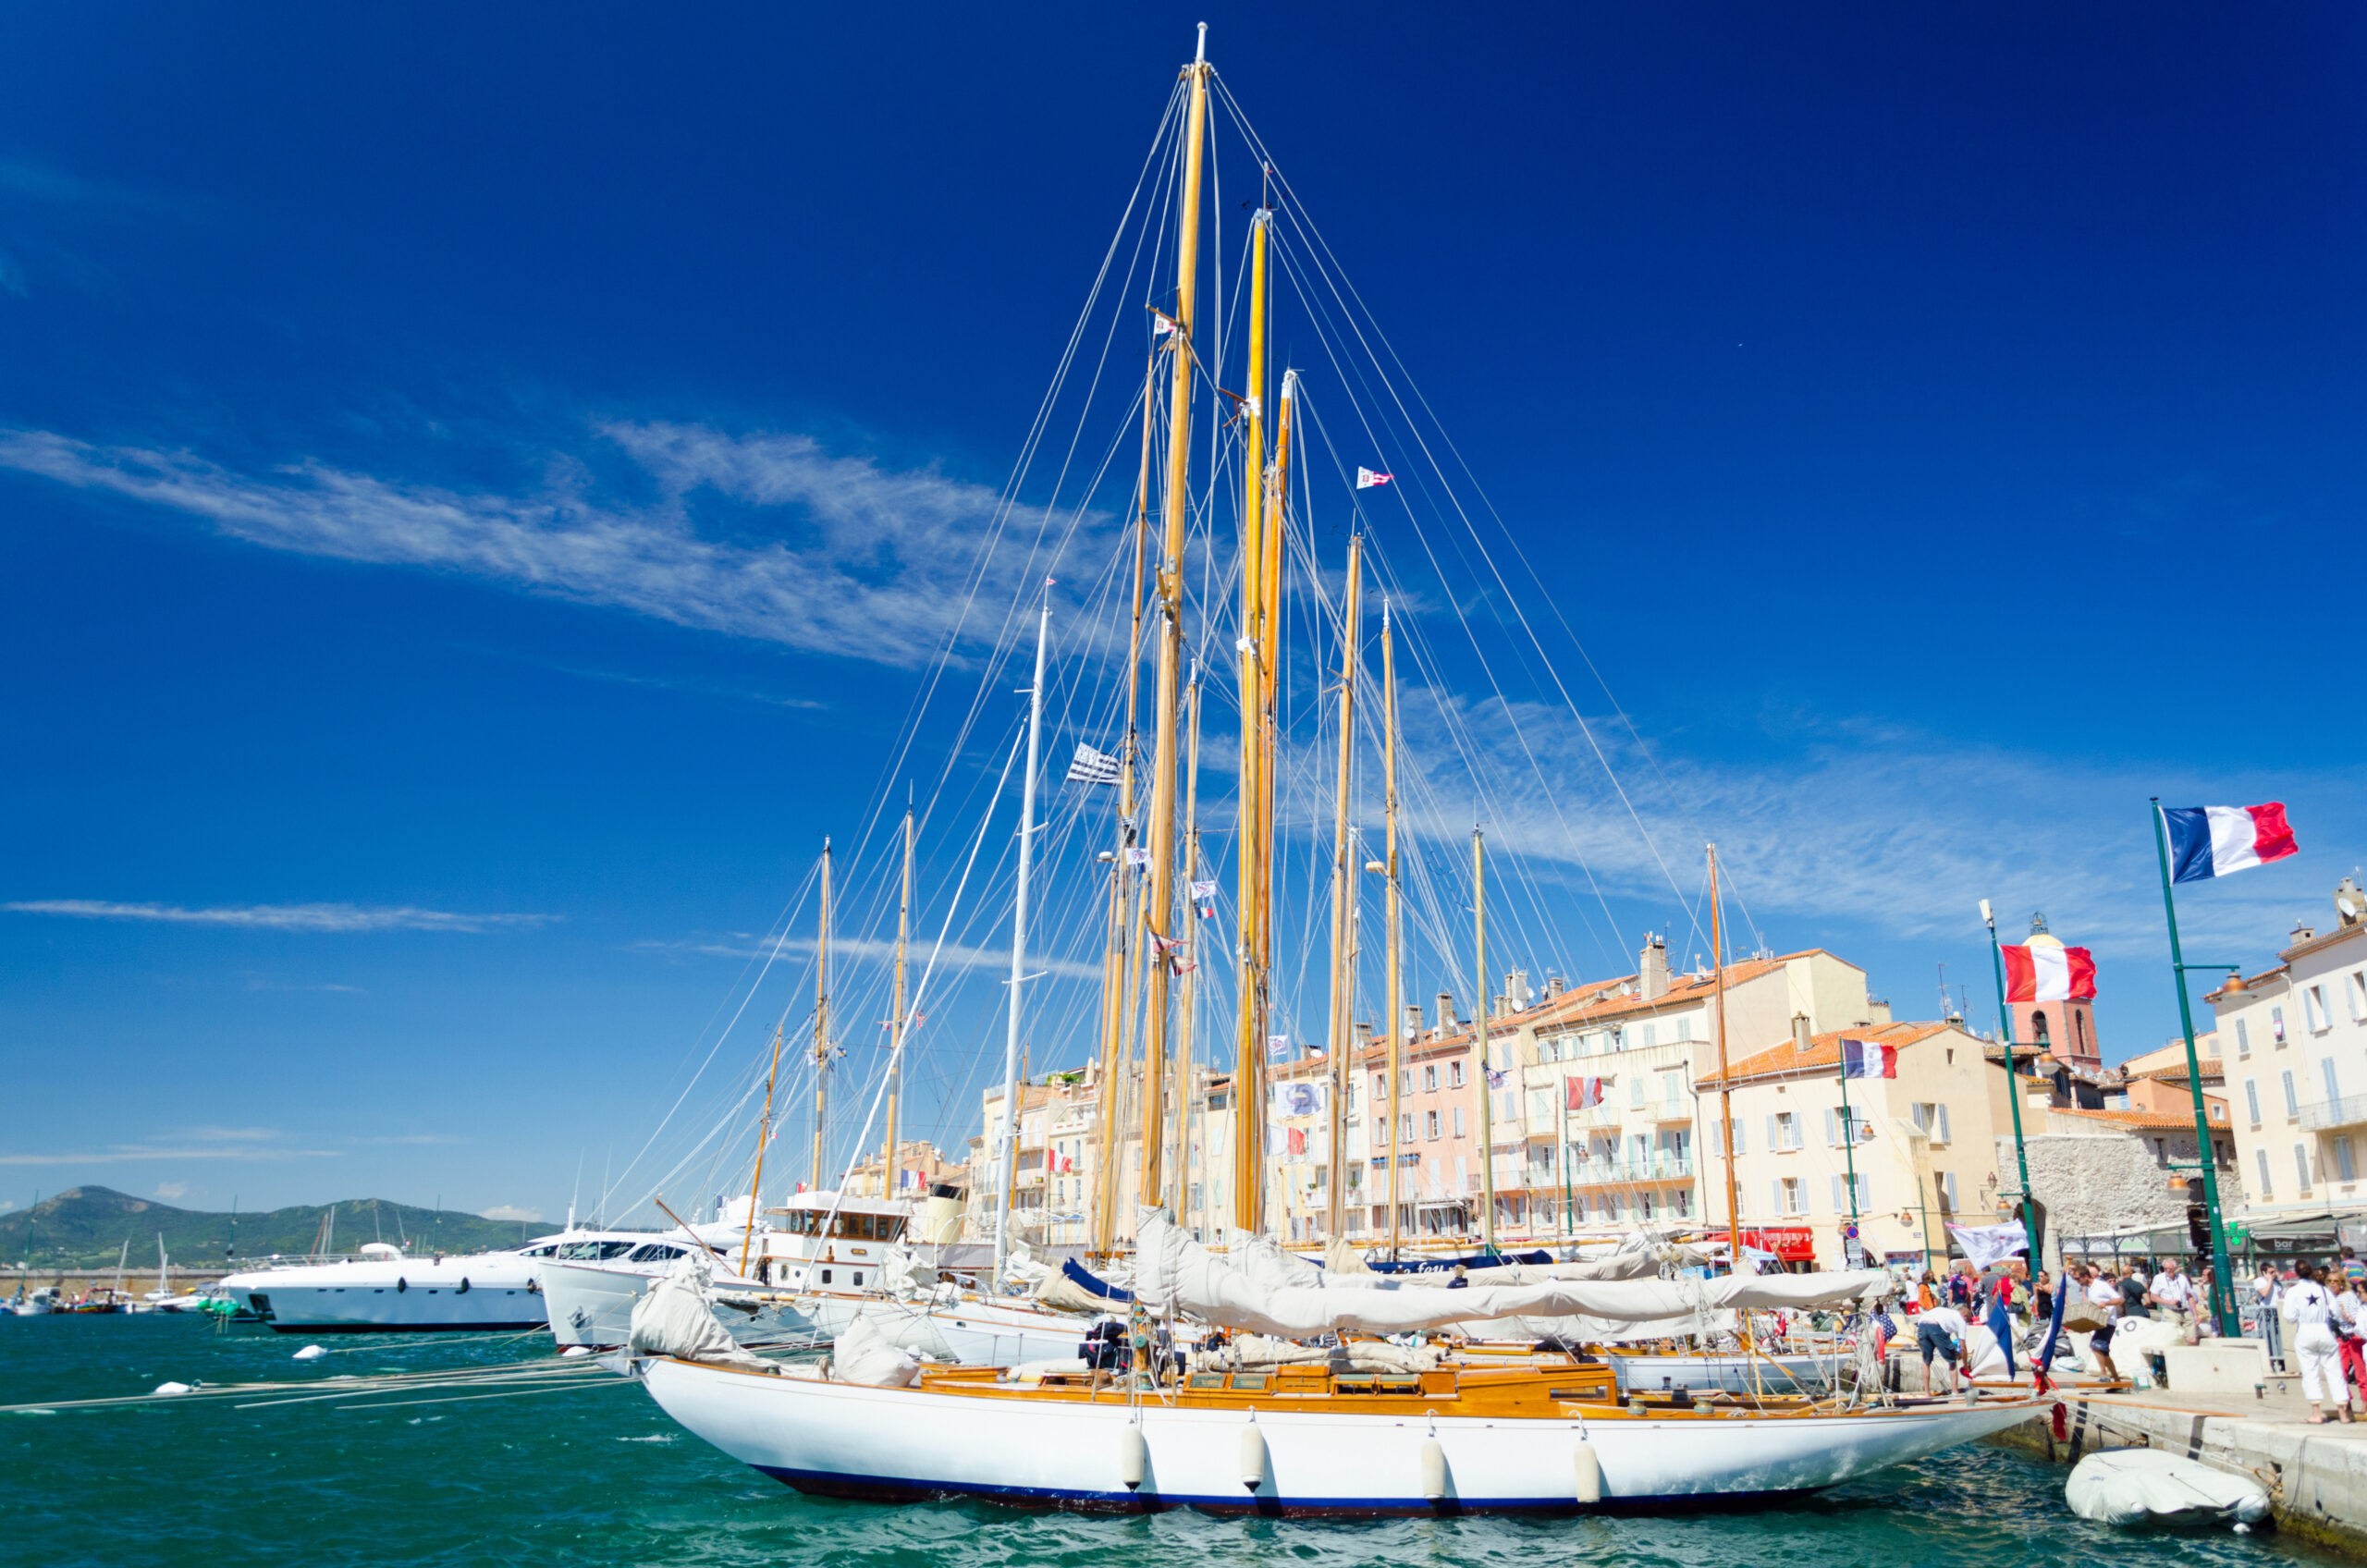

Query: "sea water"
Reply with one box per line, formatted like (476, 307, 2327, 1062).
(0, 1314, 2333, 1567)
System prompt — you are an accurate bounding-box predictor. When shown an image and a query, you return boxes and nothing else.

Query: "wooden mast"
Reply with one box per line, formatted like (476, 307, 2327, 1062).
(810, 839, 834, 1194)
(1170, 668, 1203, 1209)
(1232, 201, 1270, 1239)
(739, 1019, 784, 1275)
(881, 804, 913, 1198)
(1137, 23, 1209, 1219)
(1710, 842, 1741, 1274)
(1474, 827, 1495, 1251)
(1323, 534, 1362, 1240)
(1380, 601, 1404, 1258)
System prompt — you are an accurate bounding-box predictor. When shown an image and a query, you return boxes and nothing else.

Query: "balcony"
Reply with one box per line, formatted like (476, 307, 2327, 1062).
(1567, 1153, 1695, 1186)
(1644, 1096, 1695, 1123)
(2301, 1095, 2367, 1133)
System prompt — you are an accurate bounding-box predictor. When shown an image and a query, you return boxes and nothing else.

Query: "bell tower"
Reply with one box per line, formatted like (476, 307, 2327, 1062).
(2012, 913, 2101, 1069)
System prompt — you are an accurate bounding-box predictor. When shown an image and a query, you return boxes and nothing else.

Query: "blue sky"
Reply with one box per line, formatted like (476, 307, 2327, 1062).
(4, 4, 2361, 1224)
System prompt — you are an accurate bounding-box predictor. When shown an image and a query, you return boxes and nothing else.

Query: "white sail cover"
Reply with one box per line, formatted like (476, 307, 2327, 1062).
(1136, 1211, 1885, 1340)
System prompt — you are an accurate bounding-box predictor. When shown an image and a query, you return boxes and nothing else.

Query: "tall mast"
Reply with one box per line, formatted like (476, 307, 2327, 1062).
(1232, 202, 1270, 1241)
(1380, 601, 1404, 1259)
(1710, 842, 1740, 1273)
(1324, 535, 1363, 1239)
(740, 1019, 784, 1275)
(810, 839, 833, 1194)
(1170, 668, 1204, 1209)
(1137, 25, 1210, 1218)
(1474, 827, 1495, 1252)
(882, 804, 914, 1198)
(996, 587, 1050, 1285)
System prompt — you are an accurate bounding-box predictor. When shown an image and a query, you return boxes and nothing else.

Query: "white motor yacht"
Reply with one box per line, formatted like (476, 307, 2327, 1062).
(218, 1236, 574, 1332)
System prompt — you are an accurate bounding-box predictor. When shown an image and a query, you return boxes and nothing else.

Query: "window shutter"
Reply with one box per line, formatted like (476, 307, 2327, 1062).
(1764, 1115, 1778, 1151)
(1830, 1174, 1844, 1210)
(2325, 1058, 2342, 1104)
(1823, 1109, 1837, 1146)
(1771, 1179, 1783, 1214)
(1942, 1171, 1957, 1209)
(1936, 1104, 1951, 1145)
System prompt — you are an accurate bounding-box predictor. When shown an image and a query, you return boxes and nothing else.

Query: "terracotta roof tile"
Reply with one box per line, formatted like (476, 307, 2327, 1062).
(1694, 1021, 1959, 1089)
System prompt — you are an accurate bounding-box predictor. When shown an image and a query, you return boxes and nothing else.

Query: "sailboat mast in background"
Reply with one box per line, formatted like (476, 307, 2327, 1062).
(1232, 202, 1271, 1239)
(994, 587, 1049, 1284)
(1324, 534, 1362, 1239)
(809, 839, 833, 1194)
(881, 804, 913, 1198)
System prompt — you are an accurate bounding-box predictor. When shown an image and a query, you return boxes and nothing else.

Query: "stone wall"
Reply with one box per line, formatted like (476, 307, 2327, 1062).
(2001, 1129, 2247, 1269)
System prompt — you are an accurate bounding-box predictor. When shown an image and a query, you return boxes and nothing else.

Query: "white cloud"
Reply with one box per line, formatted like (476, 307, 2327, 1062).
(0, 1199, 16, 1214)
(0, 1145, 338, 1165)
(6, 900, 552, 934)
(154, 1181, 190, 1199)
(636, 932, 1101, 984)
(0, 421, 1106, 668)
(480, 1204, 544, 1223)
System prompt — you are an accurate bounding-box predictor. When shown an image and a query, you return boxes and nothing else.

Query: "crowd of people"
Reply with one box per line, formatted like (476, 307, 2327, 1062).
(1882, 1252, 2367, 1423)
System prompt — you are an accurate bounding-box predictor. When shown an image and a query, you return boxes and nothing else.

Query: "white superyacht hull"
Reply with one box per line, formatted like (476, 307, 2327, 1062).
(640, 1357, 2042, 1516)
(221, 1256, 548, 1332)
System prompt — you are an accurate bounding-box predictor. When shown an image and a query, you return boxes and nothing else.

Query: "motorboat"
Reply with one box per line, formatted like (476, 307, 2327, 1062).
(217, 1236, 575, 1332)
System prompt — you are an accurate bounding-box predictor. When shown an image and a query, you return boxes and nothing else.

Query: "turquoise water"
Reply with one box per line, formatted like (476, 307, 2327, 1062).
(0, 1315, 2336, 1566)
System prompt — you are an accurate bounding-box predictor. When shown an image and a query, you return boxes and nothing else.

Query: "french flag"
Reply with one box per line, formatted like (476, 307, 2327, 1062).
(2165, 802, 2299, 885)
(1840, 1038, 1896, 1079)
(2003, 943, 2097, 1003)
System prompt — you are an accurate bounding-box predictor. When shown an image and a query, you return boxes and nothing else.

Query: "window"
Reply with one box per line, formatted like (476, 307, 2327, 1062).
(1529, 1088, 1551, 1122)
(2245, 1079, 2262, 1126)
(2325, 1058, 2342, 1107)
(1637, 1191, 1655, 1220)
(1188, 1182, 1202, 1211)
(1401, 1069, 1413, 1094)
(1823, 1108, 1839, 1146)
(2350, 971, 2367, 1023)
(1399, 1113, 1414, 1143)
(1450, 1061, 1466, 1088)
(1452, 1107, 1466, 1138)
(1728, 1115, 1747, 1155)
(2338, 1137, 2358, 1183)
(2296, 1143, 2313, 1193)
(1941, 1171, 1959, 1211)
(2273, 1005, 2287, 1044)
(1641, 1022, 1659, 1049)
(1661, 1071, 1683, 1106)
(1778, 1177, 1804, 1215)
(1772, 1112, 1802, 1151)
(1830, 1173, 1870, 1212)
(1631, 1076, 1649, 1109)
(2283, 1070, 2300, 1118)
(2237, 1018, 2251, 1057)
(1425, 1110, 1440, 1141)
(1423, 1065, 1439, 1092)
(2308, 986, 2331, 1034)
(2257, 1147, 2274, 1198)
(1373, 1073, 1387, 1102)
(1676, 1016, 1694, 1042)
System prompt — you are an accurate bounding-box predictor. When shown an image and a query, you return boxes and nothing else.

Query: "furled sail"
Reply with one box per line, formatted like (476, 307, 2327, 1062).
(1135, 1211, 1885, 1339)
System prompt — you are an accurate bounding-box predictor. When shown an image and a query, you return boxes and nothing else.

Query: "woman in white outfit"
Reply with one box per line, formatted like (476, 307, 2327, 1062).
(2283, 1263, 2345, 1424)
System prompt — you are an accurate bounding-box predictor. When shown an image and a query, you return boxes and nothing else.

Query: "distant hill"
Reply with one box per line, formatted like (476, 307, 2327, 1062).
(0, 1187, 542, 1272)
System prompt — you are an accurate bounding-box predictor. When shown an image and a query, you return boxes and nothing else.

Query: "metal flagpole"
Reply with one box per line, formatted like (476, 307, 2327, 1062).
(2151, 798, 2240, 1338)
(1982, 901, 2042, 1269)
(1838, 1052, 1862, 1260)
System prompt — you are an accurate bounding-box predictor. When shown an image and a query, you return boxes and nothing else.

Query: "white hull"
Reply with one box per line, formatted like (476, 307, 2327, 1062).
(642, 1357, 2042, 1515)
(221, 1255, 548, 1331)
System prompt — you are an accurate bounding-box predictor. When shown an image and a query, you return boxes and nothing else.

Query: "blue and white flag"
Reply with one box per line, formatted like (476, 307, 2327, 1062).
(1266, 1034, 1294, 1063)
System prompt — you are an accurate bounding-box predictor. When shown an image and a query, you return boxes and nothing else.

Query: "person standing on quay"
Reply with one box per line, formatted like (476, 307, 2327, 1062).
(1916, 1300, 1972, 1395)
(2082, 1264, 2124, 1383)
(2118, 1260, 2152, 1323)
(2283, 1263, 2348, 1425)
(2255, 1263, 2287, 1371)
(2334, 1275, 2367, 1419)
(2150, 1257, 2196, 1338)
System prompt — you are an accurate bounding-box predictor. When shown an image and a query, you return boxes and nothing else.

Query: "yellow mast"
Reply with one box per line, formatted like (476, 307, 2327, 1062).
(1170, 670, 1203, 1209)
(810, 839, 834, 1194)
(1323, 534, 1362, 1240)
(1137, 24, 1209, 1218)
(1710, 843, 1741, 1274)
(881, 805, 913, 1198)
(739, 1019, 784, 1276)
(1232, 202, 1270, 1239)
(1380, 601, 1404, 1258)
(1474, 827, 1494, 1251)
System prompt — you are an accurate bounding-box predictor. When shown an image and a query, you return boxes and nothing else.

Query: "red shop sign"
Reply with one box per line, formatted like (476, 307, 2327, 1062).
(1739, 1227, 1816, 1263)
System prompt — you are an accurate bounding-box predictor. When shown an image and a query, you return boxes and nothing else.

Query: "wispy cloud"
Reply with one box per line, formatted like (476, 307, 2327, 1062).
(354, 1133, 467, 1146)
(0, 1145, 338, 1165)
(154, 1181, 190, 1199)
(6, 900, 554, 934)
(182, 1126, 278, 1143)
(480, 1204, 544, 1223)
(634, 932, 1101, 984)
(0, 420, 1106, 668)
(0, 155, 178, 214)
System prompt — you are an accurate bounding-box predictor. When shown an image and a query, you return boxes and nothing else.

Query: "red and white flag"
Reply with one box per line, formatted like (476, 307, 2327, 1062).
(1564, 1075, 1604, 1111)
(1355, 466, 1392, 489)
(2002, 943, 2097, 1003)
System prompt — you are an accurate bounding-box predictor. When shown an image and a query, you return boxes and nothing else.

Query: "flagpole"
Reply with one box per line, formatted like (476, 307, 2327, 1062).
(1838, 1053, 1861, 1254)
(1474, 827, 1494, 1254)
(2151, 797, 2240, 1338)
(1982, 902, 2042, 1269)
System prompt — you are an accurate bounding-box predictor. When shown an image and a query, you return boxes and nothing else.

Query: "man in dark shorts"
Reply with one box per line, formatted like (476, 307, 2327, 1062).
(1916, 1302, 1970, 1393)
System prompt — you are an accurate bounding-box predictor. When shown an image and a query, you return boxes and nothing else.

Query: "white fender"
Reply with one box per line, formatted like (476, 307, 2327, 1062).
(1119, 1423, 1147, 1491)
(1238, 1421, 1268, 1491)
(1573, 1440, 1602, 1504)
(1418, 1436, 1448, 1501)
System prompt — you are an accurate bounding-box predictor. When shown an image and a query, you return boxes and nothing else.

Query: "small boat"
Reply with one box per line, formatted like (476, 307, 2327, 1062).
(2065, 1448, 2270, 1528)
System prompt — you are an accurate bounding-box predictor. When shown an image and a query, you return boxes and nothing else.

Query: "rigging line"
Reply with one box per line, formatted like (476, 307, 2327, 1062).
(1270, 256, 1650, 971)
(1231, 117, 1705, 950)
(599, 858, 823, 1219)
(819, 717, 1026, 1233)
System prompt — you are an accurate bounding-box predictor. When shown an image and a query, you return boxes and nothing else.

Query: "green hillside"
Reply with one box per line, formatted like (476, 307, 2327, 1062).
(0, 1187, 543, 1272)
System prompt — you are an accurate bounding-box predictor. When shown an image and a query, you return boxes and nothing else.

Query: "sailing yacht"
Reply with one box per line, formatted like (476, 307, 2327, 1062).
(624, 26, 2045, 1514)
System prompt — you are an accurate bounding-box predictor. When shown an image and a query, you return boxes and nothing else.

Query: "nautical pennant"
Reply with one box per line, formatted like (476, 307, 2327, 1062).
(1355, 467, 1392, 489)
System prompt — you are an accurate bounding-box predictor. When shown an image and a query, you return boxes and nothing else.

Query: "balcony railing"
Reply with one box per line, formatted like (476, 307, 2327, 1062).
(2300, 1095, 2367, 1132)
(1566, 1153, 1695, 1186)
